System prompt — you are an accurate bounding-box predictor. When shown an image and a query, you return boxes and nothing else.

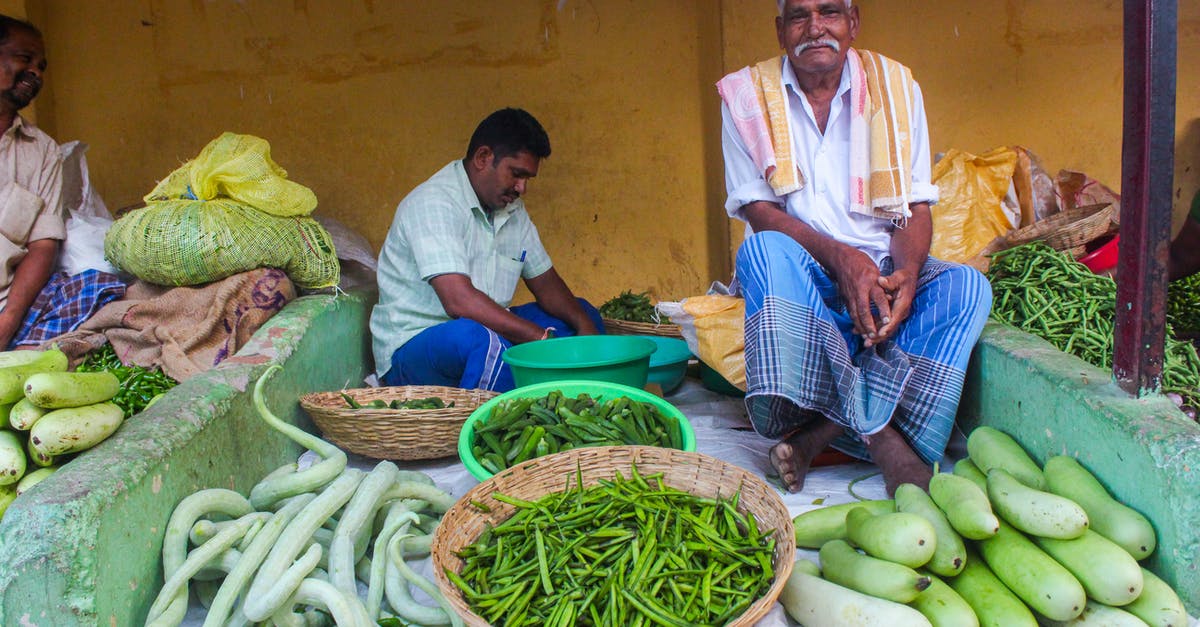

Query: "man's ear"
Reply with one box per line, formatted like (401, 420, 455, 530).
(470, 145, 495, 171)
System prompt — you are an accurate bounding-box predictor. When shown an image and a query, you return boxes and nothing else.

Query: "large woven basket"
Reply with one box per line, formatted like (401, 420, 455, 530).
(299, 386, 498, 460)
(1006, 202, 1117, 252)
(431, 445, 795, 626)
(602, 316, 684, 338)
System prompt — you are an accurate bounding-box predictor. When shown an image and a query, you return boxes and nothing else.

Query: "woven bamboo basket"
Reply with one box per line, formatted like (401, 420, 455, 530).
(431, 445, 795, 626)
(1006, 202, 1117, 252)
(602, 316, 684, 339)
(299, 386, 498, 460)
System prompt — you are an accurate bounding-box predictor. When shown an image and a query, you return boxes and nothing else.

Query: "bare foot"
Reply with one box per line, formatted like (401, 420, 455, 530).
(864, 426, 932, 496)
(769, 419, 844, 493)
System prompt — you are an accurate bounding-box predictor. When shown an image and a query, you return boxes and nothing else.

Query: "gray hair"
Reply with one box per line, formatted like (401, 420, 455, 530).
(777, 1, 852, 15)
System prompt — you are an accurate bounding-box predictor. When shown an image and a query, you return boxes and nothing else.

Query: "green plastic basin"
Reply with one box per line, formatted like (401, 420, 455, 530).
(642, 336, 692, 394)
(501, 335, 656, 388)
(458, 379, 697, 482)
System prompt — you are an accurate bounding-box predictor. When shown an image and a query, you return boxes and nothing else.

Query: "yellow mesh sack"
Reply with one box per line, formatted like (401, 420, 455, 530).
(105, 133, 338, 289)
(144, 132, 317, 218)
(104, 201, 339, 289)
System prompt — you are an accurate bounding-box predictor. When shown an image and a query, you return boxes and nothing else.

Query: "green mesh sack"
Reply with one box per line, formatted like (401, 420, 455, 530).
(104, 200, 340, 289)
(145, 132, 318, 217)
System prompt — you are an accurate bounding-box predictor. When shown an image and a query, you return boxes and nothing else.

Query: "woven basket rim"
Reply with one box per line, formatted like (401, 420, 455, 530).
(1008, 202, 1116, 250)
(603, 317, 684, 338)
(299, 385, 498, 460)
(430, 445, 795, 626)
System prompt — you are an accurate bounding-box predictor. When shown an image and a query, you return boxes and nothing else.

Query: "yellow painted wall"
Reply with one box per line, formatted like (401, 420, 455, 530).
(20, 0, 1200, 305)
(30, 0, 726, 305)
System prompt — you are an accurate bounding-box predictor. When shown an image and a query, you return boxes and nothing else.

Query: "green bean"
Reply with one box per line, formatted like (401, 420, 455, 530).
(472, 391, 684, 472)
(449, 466, 775, 626)
(987, 242, 1200, 407)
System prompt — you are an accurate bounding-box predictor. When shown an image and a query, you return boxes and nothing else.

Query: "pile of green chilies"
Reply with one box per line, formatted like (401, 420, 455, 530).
(472, 391, 682, 474)
(449, 466, 776, 626)
(76, 342, 179, 418)
(986, 242, 1200, 406)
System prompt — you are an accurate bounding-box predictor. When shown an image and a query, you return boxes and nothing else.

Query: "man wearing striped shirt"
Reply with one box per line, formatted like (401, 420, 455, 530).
(370, 108, 601, 392)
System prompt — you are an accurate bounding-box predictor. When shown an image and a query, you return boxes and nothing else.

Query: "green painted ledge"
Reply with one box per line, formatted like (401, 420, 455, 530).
(0, 287, 376, 626)
(959, 321, 1200, 613)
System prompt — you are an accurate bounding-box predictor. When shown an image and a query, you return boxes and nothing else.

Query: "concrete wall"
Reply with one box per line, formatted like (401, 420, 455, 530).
(959, 322, 1200, 612)
(0, 289, 374, 625)
(16, 0, 1200, 303)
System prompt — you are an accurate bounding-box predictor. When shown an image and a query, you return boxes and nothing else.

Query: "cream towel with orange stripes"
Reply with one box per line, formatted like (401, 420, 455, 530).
(717, 49, 916, 222)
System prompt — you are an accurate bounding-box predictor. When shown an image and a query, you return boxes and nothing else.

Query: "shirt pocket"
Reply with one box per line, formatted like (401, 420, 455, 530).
(0, 185, 43, 245)
(490, 256, 524, 305)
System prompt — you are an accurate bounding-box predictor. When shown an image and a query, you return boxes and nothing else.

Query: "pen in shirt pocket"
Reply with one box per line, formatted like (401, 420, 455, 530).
(515, 249, 526, 263)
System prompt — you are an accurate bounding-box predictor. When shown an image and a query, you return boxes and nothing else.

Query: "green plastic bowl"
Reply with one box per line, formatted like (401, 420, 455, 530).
(699, 361, 745, 398)
(642, 336, 692, 394)
(458, 379, 697, 482)
(501, 335, 656, 388)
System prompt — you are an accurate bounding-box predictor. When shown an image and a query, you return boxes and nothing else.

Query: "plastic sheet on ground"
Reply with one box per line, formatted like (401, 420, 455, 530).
(184, 375, 1198, 626)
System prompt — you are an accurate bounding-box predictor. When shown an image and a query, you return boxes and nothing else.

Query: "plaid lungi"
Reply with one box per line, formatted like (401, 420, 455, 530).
(9, 270, 126, 349)
(736, 231, 992, 464)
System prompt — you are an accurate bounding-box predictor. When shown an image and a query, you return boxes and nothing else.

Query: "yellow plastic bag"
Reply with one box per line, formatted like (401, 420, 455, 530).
(929, 147, 1019, 263)
(145, 132, 317, 218)
(658, 295, 746, 391)
(106, 132, 339, 289)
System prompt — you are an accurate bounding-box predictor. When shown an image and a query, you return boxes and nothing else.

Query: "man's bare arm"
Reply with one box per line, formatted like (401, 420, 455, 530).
(524, 267, 598, 336)
(429, 273, 545, 343)
(873, 202, 932, 346)
(0, 238, 58, 347)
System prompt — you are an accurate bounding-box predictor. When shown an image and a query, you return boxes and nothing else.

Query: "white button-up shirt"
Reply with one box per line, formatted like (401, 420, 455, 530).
(370, 160, 553, 378)
(721, 56, 938, 265)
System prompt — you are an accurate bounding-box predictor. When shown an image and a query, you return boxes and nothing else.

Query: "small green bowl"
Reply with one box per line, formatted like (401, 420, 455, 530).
(458, 379, 697, 482)
(501, 335, 656, 389)
(642, 336, 692, 394)
(699, 361, 745, 398)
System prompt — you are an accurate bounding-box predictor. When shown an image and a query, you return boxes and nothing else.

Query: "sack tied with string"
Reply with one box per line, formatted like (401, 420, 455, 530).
(104, 132, 340, 289)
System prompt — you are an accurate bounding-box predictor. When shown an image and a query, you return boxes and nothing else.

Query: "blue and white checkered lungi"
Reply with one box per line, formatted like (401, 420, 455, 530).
(735, 231, 992, 464)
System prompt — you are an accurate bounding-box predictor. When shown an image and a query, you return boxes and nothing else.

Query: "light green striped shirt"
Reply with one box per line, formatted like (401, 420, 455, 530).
(370, 160, 552, 378)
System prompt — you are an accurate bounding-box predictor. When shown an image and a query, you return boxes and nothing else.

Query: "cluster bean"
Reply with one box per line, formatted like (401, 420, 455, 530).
(450, 466, 776, 626)
(986, 242, 1200, 406)
(1166, 273, 1200, 334)
(472, 390, 683, 474)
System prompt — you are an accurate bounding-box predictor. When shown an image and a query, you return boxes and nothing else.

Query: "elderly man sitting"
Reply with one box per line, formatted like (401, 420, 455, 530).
(718, 0, 993, 496)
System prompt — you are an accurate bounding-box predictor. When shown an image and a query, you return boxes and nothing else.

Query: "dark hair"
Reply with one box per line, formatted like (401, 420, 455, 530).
(0, 15, 41, 45)
(464, 108, 551, 162)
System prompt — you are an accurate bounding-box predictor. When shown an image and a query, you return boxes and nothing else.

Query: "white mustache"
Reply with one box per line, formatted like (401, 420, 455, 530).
(794, 39, 841, 55)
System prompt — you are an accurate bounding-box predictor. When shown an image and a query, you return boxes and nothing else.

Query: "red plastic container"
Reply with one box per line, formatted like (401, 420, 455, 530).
(1078, 234, 1119, 275)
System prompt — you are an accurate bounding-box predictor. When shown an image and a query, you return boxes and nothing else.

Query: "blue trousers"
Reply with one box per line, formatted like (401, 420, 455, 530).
(382, 299, 604, 392)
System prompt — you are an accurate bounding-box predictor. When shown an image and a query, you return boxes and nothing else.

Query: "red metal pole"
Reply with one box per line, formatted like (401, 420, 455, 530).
(1113, 0, 1176, 396)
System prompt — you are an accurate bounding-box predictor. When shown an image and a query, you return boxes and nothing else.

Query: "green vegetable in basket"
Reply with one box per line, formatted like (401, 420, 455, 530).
(599, 290, 660, 323)
(471, 390, 681, 473)
(340, 395, 454, 410)
(450, 465, 776, 626)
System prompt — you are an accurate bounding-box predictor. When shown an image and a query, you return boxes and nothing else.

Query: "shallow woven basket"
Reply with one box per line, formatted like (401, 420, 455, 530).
(432, 445, 795, 627)
(1007, 202, 1117, 252)
(299, 386, 498, 460)
(602, 316, 684, 338)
